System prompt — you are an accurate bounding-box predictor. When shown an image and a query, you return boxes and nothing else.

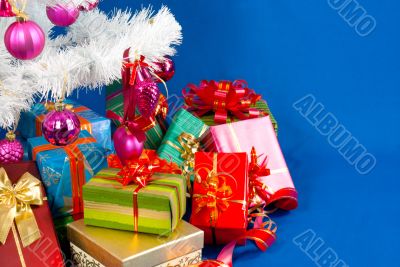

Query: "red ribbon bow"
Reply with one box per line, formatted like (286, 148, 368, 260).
(183, 80, 264, 124)
(108, 151, 181, 187)
(123, 54, 149, 86)
(248, 147, 274, 207)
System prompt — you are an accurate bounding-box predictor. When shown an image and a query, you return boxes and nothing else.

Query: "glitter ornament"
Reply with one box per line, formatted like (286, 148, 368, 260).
(0, 131, 24, 163)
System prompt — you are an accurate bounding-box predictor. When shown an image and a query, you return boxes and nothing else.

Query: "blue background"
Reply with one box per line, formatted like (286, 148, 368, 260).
(6, 1, 399, 266)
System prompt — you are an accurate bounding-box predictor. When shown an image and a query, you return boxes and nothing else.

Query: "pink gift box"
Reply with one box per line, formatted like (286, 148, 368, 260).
(203, 115, 298, 210)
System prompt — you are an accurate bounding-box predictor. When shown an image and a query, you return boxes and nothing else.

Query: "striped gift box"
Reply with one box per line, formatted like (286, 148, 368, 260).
(83, 168, 186, 235)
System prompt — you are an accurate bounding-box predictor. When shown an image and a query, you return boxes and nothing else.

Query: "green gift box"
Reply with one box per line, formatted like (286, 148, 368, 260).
(199, 100, 278, 135)
(157, 109, 209, 178)
(106, 80, 167, 149)
(83, 168, 186, 235)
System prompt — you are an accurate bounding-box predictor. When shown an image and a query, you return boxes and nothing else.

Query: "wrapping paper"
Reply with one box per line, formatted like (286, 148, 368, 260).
(68, 219, 204, 267)
(83, 168, 186, 235)
(106, 80, 167, 149)
(204, 116, 298, 210)
(0, 162, 63, 267)
(18, 99, 112, 151)
(200, 100, 278, 134)
(27, 130, 108, 218)
(157, 109, 209, 182)
(190, 152, 249, 245)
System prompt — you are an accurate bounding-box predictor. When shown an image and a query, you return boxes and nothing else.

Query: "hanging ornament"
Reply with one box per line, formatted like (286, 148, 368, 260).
(78, 0, 99, 12)
(134, 66, 160, 118)
(154, 57, 175, 82)
(113, 126, 144, 164)
(46, 3, 80, 27)
(42, 100, 81, 146)
(4, 17, 45, 60)
(0, 131, 24, 163)
(0, 0, 15, 17)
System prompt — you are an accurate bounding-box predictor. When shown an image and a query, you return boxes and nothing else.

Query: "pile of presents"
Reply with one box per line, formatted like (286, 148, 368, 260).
(0, 74, 298, 266)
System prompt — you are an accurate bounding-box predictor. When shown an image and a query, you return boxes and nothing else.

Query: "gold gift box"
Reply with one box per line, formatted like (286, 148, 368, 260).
(67, 220, 204, 267)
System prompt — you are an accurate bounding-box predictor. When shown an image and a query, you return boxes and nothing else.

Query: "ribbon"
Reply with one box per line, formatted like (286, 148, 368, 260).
(123, 55, 149, 86)
(193, 153, 245, 227)
(107, 151, 182, 232)
(183, 80, 265, 124)
(32, 136, 96, 215)
(164, 132, 201, 194)
(0, 168, 43, 248)
(35, 102, 92, 136)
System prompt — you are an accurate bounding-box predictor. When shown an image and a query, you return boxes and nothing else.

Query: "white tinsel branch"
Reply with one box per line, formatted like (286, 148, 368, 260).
(0, 3, 182, 129)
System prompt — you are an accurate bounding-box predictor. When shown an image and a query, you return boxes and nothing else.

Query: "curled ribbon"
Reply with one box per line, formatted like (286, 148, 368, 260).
(183, 80, 265, 124)
(193, 154, 244, 226)
(0, 168, 43, 248)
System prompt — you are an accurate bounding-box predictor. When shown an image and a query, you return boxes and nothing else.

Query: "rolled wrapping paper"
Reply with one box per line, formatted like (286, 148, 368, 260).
(203, 116, 298, 210)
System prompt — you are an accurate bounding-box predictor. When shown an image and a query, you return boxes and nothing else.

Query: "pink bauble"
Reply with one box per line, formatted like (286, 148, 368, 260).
(4, 19, 45, 60)
(113, 126, 144, 164)
(0, 132, 23, 163)
(154, 57, 175, 82)
(42, 107, 81, 146)
(46, 4, 80, 27)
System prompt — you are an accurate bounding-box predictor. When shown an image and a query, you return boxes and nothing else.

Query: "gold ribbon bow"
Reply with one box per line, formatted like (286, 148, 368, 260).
(166, 132, 201, 194)
(193, 154, 245, 226)
(44, 101, 74, 112)
(0, 168, 43, 248)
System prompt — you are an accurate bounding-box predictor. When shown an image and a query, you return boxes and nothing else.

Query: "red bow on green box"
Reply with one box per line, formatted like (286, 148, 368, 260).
(183, 80, 265, 124)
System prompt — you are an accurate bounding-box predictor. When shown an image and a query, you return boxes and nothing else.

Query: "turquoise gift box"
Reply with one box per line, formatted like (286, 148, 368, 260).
(19, 99, 112, 152)
(28, 130, 108, 218)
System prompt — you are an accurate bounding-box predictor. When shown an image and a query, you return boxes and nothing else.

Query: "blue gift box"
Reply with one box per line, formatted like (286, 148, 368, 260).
(19, 99, 112, 152)
(28, 130, 108, 218)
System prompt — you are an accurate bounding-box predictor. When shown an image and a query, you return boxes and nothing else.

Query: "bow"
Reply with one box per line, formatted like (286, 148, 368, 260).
(193, 154, 243, 226)
(108, 150, 181, 187)
(248, 147, 275, 207)
(183, 80, 265, 124)
(123, 55, 149, 86)
(44, 101, 74, 112)
(0, 168, 43, 247)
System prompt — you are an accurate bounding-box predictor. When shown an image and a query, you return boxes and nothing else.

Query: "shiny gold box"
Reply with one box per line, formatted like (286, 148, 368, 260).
(67, 220, 204, 267)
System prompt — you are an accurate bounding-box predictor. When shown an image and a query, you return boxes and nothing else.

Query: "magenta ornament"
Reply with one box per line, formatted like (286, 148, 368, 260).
(42, 102, 81, 146)
(135, 80, 160, 118)
(0, 0, 15, 17)
(154, 57, 175, 82)
(0, 131, 23, 163)
(4, 19, 45, 60)
(46, 4, 80, 27)
(78, 0, 99, 11)
(113, 126, 144, 164)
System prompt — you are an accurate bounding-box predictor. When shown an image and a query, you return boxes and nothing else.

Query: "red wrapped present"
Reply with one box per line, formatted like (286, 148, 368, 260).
(0, 162, 63, 267)
(190, 152, 248, 245)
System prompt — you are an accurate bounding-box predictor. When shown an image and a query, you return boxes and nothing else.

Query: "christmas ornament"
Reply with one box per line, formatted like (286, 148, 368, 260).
(42, 101, 81, 146)
(135, 67, 160, 118)
(154, 57, 175, 82)
(46, 4, 80, 27)
(0, 0, 15, 17)
(0, 131, 24, 163)
(78, 0, 99, 12)
(113, 126, 144, 164)
(4, 17, 45, 60)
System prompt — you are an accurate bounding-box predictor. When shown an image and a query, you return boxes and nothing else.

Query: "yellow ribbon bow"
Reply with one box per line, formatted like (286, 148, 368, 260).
(0, 168, 43, 247)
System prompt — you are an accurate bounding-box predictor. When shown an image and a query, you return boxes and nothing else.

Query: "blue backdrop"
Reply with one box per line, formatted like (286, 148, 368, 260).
(7, 1, 399, 266)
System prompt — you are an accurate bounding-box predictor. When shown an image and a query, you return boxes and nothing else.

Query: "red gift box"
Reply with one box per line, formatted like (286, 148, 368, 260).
(0, 162, 64, 267)
(190, 152, 248, 245)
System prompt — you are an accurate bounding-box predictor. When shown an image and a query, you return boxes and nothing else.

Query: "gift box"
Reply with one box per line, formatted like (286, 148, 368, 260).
(106, 80, 168, 149)
(183, 80, 278, 134)
(28, 130, 108, 218)
(157, 109, 209, 184)
(83, 151, 186, 235)
(19, 99, 112, 151)
(68, 219, 203, 267)
(0, 162, 63, 267)
(204, 116, 298, 210)
(190, 152, 249, 245)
